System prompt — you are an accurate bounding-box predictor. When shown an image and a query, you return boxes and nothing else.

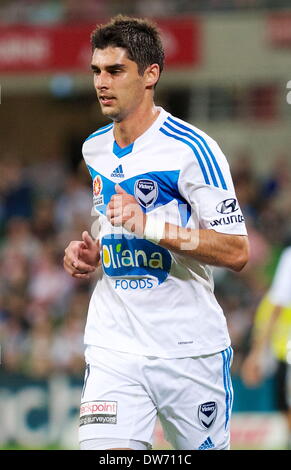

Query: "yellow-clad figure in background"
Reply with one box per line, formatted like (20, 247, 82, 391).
(242, 247, 291, 450)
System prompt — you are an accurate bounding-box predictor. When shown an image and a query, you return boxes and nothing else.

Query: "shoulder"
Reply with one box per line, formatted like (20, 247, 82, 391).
(278, 246, 291, 267)
(162, 114, 230, 189)
(82, 122, 114, 170)
(159, 113, 228, 168)
(84, 122, 114, 143)
(159, 113, 217, 149)
(82, 122, 114, 165)
(271, 246, 291, 284)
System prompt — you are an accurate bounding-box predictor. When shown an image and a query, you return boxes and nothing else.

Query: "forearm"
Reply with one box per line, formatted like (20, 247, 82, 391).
(251, 305, 283, 354)
(156, 224, 249, 272)
(106, 189, 248, 271)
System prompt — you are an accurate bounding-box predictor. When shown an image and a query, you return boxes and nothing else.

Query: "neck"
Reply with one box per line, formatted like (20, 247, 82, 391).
(113, 101, 160, 148)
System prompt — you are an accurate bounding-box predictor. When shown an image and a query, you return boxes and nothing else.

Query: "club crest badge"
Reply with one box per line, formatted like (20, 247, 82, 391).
(134, 179, 158, 208)
(198, 401, 217, 429)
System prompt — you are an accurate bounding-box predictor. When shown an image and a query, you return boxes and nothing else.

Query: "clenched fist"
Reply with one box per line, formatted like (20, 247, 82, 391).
(63, 231, 100, 280)
(106, 184, 146, 236)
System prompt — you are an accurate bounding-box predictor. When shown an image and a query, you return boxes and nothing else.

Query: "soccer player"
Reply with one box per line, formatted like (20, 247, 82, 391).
(63, 15, 249, 450)
(242, 246, 291, 449)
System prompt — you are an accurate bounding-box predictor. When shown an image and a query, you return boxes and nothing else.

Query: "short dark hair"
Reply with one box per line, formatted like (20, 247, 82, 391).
(91, 15, 165, 79)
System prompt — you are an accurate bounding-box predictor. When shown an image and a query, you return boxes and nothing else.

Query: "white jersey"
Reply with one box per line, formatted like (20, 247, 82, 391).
(82, 107, 247, 358)
(268, 246, 291, 307)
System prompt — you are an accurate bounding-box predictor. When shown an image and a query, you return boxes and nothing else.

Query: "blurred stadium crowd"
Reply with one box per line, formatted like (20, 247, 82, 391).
(0, 0, 291, 385)
(0, 0, 290, 24)
(0, 156, 93, 377)
(0, 146, 290, 378)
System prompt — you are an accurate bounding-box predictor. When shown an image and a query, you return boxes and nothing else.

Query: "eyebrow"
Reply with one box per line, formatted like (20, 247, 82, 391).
(90, 63, 127, 72)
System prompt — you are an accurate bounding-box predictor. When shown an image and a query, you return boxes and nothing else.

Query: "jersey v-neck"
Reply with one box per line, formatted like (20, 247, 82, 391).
(113, 141, 134, 158)
(112, 107, 168, 158)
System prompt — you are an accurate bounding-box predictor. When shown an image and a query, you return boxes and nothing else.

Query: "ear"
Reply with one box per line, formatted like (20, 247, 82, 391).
(144, 63, 160, 89)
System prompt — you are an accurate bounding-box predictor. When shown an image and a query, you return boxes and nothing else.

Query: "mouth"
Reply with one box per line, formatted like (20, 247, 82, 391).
(99, 95, 116, 106)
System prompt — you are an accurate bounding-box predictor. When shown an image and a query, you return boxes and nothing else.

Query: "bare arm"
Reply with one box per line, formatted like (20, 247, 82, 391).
(241, 304, 282, 386)
(241, 248, 291, 386)
(107, 185, 249, 272)
(250, 304, 283, 354)
(158, 225, 249, 272)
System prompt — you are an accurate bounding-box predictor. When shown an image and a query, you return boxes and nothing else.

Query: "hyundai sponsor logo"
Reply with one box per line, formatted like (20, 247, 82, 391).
(210, 214, 245, 227)
(216, 198, 238, 214)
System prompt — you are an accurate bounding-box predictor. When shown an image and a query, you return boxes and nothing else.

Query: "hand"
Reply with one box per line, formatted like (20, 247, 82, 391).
(240, 350, 264, 387)
(106, 184, 146, 236)
(63, 231, 100, 280)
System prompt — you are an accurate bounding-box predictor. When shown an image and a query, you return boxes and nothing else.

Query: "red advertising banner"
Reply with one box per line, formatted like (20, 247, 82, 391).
(0, 19, 200, 73)
(267, 14, 291, 46)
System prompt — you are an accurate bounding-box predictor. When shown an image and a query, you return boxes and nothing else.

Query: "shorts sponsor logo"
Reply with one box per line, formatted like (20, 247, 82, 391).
(198, 401, 217, 429)
(80, 400, 117, 426)
(134, 179, 158, 208)
(216, 198, 238, 214)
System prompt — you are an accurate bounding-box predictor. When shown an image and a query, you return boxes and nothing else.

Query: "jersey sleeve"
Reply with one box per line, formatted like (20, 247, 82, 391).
(178, 136, 247, 236)
(268, 248, 291, 307)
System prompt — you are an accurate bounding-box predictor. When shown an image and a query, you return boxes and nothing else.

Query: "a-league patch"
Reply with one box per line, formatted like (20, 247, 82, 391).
(134, 179, 158, 208)
(93, 175, 104, 207)
(198, 401, 217, 429)
(80, 400, 117, 426)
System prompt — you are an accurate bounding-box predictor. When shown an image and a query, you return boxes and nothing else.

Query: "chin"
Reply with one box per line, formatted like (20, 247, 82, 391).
(102, 108, 123, 122)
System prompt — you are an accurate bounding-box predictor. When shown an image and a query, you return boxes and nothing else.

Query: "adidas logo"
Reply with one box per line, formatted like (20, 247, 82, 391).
(111, 164, 124, 178)
(198, 436, 215, 450)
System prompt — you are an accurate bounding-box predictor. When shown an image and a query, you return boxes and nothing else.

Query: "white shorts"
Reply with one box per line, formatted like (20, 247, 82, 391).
(79, 345, 233, 450)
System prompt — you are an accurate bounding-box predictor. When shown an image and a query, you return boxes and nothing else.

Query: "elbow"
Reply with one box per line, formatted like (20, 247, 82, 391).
(228, 238, 250, 272)
(231, 253, 249, 272)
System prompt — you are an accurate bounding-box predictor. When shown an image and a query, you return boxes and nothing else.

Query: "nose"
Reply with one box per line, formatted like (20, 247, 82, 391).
(94, 71, 110, 91)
